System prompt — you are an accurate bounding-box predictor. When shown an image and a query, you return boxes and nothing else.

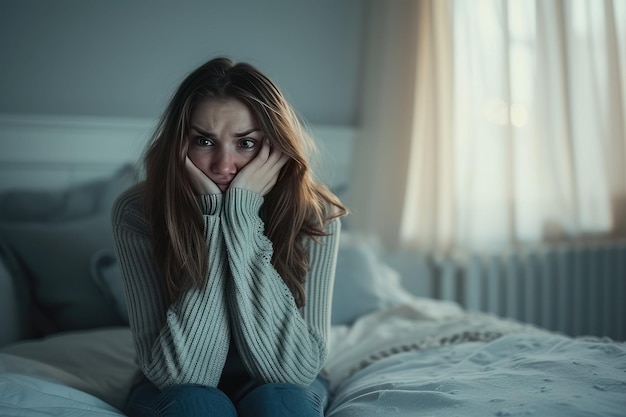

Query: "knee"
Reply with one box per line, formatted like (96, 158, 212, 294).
(158, 384, 237, 417)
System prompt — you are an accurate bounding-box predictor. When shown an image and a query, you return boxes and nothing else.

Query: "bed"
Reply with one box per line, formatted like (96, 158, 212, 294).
(1, 114, 625, 416)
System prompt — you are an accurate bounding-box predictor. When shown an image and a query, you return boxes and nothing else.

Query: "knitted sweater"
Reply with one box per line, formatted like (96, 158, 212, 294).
(112, 184, 341, 390)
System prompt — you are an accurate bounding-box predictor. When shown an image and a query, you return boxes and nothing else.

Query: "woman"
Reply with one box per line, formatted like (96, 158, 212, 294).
(112, 57, 347, 417)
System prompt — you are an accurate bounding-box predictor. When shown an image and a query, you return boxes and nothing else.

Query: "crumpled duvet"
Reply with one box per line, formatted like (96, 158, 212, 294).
(323, 298, 545, 390)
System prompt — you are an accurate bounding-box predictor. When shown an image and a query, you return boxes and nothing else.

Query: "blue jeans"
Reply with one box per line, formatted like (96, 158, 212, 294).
(124, 375, 329, 417)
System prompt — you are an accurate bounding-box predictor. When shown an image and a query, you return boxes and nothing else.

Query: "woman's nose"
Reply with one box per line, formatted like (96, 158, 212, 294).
(211, 149, 237, 175)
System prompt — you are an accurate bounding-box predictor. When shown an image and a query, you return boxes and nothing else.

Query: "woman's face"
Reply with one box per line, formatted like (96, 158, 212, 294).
(187, 98, 264, 192)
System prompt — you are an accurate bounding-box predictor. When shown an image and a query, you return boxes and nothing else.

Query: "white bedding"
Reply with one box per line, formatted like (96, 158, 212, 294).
(1, 302, 624, 417)
(328, 334, 626, 417)
(323, 299, 542, 390)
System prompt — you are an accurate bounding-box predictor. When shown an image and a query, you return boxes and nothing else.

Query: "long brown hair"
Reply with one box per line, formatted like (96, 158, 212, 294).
(143, 57, 347, 307)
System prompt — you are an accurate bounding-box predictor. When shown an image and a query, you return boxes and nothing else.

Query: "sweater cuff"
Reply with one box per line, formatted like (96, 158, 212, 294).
(224, 188, 263, 218)
(197, 194, 223, 215)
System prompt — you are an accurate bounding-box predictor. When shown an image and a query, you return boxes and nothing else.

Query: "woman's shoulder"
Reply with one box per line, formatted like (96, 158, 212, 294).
(111, 182, 149, 231)
(113, 181, 146, 210)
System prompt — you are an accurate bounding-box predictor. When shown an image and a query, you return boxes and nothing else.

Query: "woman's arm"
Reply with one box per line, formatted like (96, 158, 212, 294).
(112, 187, 231, 390)
(221, 187, 341, 386)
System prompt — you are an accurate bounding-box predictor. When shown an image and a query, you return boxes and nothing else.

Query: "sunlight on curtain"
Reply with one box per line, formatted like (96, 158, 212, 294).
(348, 0, 422, 248)
(399, 0, 626, 253)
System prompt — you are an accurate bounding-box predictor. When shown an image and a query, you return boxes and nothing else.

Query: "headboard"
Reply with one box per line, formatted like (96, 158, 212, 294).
(0, 113, 355, 192)
(0, 113, 356, 347)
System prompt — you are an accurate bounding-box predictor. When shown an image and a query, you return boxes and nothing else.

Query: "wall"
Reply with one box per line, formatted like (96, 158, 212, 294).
(0, 0, 366, 125)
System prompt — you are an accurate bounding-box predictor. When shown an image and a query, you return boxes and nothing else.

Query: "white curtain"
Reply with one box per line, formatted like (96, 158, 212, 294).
(349, 0, 626, 253)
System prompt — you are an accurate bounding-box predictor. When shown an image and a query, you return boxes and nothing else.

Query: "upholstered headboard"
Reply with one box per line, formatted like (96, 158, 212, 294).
(0, 113, 355, 192)
(0, 113, 356, 347)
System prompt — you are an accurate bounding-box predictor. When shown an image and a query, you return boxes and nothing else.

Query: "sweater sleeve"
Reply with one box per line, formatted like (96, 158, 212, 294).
(221, 187, 341, 386)
(111, 187, 231, 390)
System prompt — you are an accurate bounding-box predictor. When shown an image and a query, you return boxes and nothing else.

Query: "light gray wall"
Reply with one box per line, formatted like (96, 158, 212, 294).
(0, 0, 366, 125)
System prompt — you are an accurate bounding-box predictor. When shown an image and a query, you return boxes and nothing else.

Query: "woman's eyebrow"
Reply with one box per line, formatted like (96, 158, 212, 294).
(234, 128, 261, 137)
(190, 126, 215, 138)
(190, 126, 261, 138)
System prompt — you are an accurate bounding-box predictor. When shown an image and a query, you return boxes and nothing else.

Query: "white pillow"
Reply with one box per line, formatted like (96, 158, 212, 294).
(0, 327, 137, 410)
(331, 233, 415, 325)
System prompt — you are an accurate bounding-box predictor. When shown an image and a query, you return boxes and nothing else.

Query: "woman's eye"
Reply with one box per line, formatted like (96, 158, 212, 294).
(193, 137, 213, 147)
(240, 139, 256, 149)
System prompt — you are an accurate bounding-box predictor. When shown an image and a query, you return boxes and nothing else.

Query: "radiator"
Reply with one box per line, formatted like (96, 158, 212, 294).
(430, 241, 626, 342)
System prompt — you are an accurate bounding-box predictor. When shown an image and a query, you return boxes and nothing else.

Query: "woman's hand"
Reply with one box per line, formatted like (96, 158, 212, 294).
(185, 156, 222, 195)
(230, 139, 290, 196)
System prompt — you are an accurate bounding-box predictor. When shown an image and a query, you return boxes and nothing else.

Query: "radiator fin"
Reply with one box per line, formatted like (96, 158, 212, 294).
(431, 241, 625, 341)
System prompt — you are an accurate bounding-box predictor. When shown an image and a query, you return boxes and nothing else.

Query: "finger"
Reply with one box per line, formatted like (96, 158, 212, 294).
(184, 157, 203, 190)
(265, 144, 281, 165)
(262, 140, 285, 164)
(260, 154, 290, 196)
(258, 138, 271, 162)
(185, 156, 221, 194)
(265, 152, 289, 177)
(274, 153, 290, 170)
(185, 155, 202, 176)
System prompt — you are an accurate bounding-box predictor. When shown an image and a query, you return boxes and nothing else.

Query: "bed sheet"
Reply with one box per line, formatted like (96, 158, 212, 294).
(328, 334, 626, 417)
